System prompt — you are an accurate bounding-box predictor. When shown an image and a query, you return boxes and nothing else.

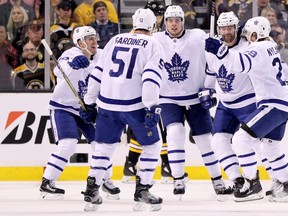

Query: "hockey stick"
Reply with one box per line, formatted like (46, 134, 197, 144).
(41, 39, 87, 111)
(210, 0, 216, 37)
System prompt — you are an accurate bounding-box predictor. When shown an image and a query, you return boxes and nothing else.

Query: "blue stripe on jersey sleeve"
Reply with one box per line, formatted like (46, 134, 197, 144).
(143, 69, 162, 80)
(98, 94, 142, 105)
(94, 66, 103, 72)
(243, 53, 252, 72)
(206, 70, 215, 76)
(90, 74, 101, 83)
(239, 53, 245, 72)
(143, 78, 160, 88)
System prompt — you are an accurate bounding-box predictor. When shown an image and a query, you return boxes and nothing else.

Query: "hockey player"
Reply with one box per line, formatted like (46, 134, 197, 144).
(205, 16, 288, 202)
(79, 8, 163, 211)
(39, 26, 120, 200)
(153, 5, 229, 198)
(204, 11, 275, 202)
(122, 0, 173, 184)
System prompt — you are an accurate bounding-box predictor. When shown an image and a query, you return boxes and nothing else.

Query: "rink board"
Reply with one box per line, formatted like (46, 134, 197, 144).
(0, 93, 285, 180)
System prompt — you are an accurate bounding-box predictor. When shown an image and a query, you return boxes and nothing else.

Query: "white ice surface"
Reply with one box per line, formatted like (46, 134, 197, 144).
(0, 180, 287, 216)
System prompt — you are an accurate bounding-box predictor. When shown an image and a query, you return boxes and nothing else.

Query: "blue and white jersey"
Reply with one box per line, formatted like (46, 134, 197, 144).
(49, 47, 102, 115)
(232, 39, 288, 112)
(205, 37, 256, 109)
(84, 32, 163, 111)
(153, 29, 207, 106)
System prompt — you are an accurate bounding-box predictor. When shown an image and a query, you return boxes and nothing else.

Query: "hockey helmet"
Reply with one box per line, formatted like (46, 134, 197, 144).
(73, 26, 96, 48)
(244, 16, 271, 42)
(132, 8, 156, 32)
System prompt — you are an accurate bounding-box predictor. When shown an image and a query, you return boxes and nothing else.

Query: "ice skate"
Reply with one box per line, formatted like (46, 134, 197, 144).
(266, 179, 278, 196)
(212, 178, 235, 202)
(81, 176, 103, 212)
(269, 180, 288, 202)
(102, 178, 120, 200)
(234, 172, 263, 202)
(173, 175, 185, 201)
(122, 157, 137, 183)
(133, 176, 163, 212)
(39, 177, 65, 200)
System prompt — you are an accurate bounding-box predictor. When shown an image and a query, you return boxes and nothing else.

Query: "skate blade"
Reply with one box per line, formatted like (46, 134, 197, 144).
(84, 202, 101, 212)
(104, 192, 120, 200)
(268, 195, 288, 202)
(122, 176, 135, 184)
(175, 194, 184, 201)
(133, 202, 162, 212)
(216, 194, 232, 202)
(40, 192, 64, 200)
(234, 193, 264, 202)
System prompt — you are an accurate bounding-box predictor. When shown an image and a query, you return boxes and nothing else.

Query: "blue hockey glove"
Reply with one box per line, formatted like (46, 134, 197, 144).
(79, 103, 97, 124)
(69, 55, 90, 69)
(198, 88, 217, 110)
(144, 105, 161, 128)
(205, 37, 229, 59)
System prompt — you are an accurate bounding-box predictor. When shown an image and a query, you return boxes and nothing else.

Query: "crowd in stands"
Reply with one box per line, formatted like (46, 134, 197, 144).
(0, 0, 288, 91)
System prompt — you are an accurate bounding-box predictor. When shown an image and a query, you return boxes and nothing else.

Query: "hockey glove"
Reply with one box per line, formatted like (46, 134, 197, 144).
(79, 103, 97, 124)
(69, 55, 90, 69)
(205, 37, 229, 59)
(144, 105, 161, 128)
(198, 88, 217, 110)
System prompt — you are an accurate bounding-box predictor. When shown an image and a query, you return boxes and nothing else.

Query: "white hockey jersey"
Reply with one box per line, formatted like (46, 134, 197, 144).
(153, 29, 208, 106)
(48, 47, 102, 115)
(84, 32, 163, 111)
(205, 37, 256, 109)
(232, 39, 288, 112)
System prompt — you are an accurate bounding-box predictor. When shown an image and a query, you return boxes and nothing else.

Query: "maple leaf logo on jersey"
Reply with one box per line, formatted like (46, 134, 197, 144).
(216, 65, 235, 93)
(78, 75, 89, 99)
(164, 53, 189, 83)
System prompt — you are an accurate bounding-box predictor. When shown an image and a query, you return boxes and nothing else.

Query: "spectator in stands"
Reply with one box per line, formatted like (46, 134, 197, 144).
(51, 0, 77, 25)
(144, 1, 165, 32)
(261, 6, 278, 25)
(270, 23, 288, 65)
(6, 5, 29, 41)
(50, 1, 77, 58)
(216, 0, 253, 26)
(12, 41, 52, 90)
(51, 0, 61, 25)
(24, 19, 44, 63)
(173, 0, 199, 28)
(0, 0, 35, 26)
(12, 19, 44, 65)
(89, 1, 118, 49)
(73, 0, 118, 26)
(0, 25, 18, 90)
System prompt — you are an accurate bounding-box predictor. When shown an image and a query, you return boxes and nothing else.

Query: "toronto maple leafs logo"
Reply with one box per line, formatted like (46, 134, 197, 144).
(216, 65, 235, 93)
(164, 53, 189, 83)
(78, 75, 89, 99)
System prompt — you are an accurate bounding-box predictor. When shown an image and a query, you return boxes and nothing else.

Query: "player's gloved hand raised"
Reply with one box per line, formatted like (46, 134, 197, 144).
(198, 88, 217, 109)
(69, 55, 89, 69)
(205, 37, 229, 59)
(144, 105, 161, 128)
(79, 103, 97, 124)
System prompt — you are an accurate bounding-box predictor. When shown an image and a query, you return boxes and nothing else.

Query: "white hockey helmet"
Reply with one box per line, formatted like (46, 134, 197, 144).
(73, 26, 96, 48)
(244, 16, 271, 42)
(217, 11, 239, 32)
(164, 5, 184, 22)
(132, 8, 156, 32)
